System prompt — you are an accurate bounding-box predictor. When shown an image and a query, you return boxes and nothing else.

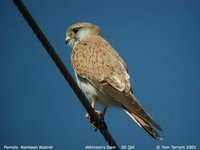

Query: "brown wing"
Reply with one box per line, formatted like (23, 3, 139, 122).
(71, 35, 130, 92)
(72, 35, 162, 131)
(124, 110, 163, 139)
(89, 80, 163, 131)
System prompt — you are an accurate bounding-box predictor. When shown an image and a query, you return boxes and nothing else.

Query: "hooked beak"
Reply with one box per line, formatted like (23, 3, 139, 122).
(65, 35, 70, 44)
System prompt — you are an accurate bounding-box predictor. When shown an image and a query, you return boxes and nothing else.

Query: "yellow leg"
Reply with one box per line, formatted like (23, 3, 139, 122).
(91, 98, 97, 108)
(91, 98, 102, 115)
(86, 98, 97, 119)
(86, 98, 107, 132)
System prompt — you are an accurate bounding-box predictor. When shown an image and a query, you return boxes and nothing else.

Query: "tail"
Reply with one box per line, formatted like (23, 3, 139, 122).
(124, 109, 163, 140)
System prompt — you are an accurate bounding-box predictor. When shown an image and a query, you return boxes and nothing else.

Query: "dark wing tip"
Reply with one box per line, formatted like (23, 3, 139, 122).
(152, 122, 163, 132)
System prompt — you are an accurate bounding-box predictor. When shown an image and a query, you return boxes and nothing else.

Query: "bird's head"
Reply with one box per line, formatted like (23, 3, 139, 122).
(65, 22, 102, 48)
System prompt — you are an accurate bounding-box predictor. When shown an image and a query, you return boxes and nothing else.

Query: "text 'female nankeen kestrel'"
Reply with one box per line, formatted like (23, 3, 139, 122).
(65, 22, 163, 140)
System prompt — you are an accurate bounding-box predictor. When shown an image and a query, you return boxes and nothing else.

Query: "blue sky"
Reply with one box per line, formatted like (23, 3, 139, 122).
(0, 0, 200, 149)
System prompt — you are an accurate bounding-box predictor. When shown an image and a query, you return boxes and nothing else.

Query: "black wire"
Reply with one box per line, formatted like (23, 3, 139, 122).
(12, 0, 119, 149)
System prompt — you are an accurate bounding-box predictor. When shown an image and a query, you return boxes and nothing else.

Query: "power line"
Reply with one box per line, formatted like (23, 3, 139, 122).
(12, 0, 119, 149)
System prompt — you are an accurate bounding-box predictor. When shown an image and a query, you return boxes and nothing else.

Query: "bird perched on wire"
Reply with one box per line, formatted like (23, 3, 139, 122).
(65, 22, 163, 140)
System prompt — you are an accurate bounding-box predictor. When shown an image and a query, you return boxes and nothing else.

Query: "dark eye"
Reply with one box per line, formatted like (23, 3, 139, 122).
(73, 28, 79, 33)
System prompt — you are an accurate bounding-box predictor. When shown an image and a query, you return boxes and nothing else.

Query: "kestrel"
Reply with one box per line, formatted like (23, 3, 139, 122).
(65, 22, 163, 140)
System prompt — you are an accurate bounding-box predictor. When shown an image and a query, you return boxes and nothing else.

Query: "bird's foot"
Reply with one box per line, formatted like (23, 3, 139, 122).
(85, 110, 104, 132)
(85, 110, 103, 119)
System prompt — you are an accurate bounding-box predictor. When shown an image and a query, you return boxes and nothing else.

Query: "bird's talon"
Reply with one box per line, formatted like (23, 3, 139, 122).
(85, 110, 103, 120)
(91, 121, 95, 126)
(85, 113, 90, 119)
(85, 110, 105, 132)
(90, 121, 98, 131)
(94, 127, 98, 132)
